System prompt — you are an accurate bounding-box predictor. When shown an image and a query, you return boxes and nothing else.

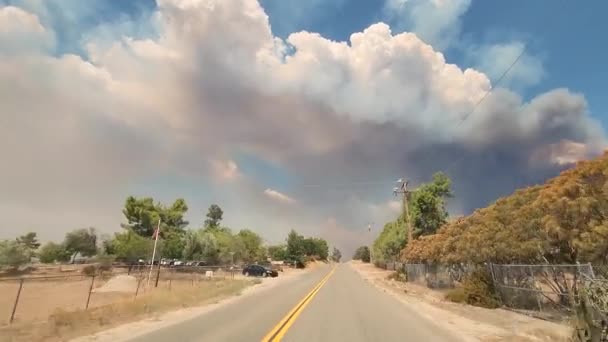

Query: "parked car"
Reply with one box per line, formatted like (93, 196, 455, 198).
(242, 264, 278, 278)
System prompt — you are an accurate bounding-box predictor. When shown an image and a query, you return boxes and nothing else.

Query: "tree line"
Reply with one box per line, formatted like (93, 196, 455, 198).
(372, 172, 452, 265)
(372, 152, 608, 267)
(0, 198, 337, 269)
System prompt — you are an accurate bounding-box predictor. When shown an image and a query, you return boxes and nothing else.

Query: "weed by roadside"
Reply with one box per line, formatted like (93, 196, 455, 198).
(386, 271, 407, 282)
(445, 268, 500, 309)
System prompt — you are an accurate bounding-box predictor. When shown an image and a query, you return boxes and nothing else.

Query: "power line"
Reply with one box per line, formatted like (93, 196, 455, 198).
(458, 46, 527, 124)
(440, 46, 527, 175)
(298, 180, 396, 188)
(441, 0, 567, 174)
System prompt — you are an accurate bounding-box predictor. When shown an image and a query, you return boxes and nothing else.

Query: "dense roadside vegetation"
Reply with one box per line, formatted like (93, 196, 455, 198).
(0, 201, 331, 271)
(403, 152, 608, 265)
(352, 246, 370, 263)
(372, 152, 608, 266)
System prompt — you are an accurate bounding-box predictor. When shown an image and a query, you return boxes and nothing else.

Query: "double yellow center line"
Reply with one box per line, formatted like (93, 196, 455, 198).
(261, 266, 337, 342)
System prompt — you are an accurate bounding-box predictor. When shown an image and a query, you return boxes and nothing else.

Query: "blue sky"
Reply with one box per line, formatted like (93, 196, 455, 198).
(2, 0, 607, 254)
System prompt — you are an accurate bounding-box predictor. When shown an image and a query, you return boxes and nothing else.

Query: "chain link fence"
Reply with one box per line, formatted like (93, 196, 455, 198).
(378, 261, 608, 321)
(490, 263, 594, 319)
(385, 262, 474, 289)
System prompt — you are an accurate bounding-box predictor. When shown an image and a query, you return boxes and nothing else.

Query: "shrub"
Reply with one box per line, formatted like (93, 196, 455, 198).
(95, 255, 115, 273)
(386, 271, 407, 282)
(447, 268, 501, 309)
(445, 287, 466, 303)
(0, 240, 30, 270)
(82, 265, 97, 277)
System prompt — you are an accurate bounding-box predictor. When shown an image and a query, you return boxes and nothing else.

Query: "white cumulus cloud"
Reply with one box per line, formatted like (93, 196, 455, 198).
(264, 189, 296, 204)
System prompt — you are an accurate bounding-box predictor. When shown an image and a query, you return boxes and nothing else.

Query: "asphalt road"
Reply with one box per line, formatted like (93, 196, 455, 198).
(127, 263, 456, 342)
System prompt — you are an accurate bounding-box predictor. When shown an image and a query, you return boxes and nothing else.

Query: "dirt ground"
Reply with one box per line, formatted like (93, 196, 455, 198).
(0, 265, 251, 326)
(0, 277, 130, 325)
(349, 261, 572, 342)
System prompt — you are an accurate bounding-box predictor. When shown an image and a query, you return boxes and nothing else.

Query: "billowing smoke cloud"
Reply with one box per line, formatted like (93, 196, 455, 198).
(0, 0, 605, 255)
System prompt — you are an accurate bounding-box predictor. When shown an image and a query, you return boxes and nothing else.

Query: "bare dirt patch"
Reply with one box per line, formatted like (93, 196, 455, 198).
(93, 275, 137, 293)
(0, 278, 254, 342)
(349, 261, 572, 342)
(0, 277, 130, 325)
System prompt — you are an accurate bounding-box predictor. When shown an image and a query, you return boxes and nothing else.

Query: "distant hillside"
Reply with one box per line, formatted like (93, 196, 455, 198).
(403, 151, 608, 265)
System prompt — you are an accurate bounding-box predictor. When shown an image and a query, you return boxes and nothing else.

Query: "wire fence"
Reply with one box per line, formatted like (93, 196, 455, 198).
(490, 263, 594, 320)
(379, 261, 606, 321)
(0, 264, 245, 326)
(385, 262, 475, 289)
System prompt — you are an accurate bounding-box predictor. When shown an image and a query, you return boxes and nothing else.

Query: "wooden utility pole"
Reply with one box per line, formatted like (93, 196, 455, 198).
(394, 179, 413, 243)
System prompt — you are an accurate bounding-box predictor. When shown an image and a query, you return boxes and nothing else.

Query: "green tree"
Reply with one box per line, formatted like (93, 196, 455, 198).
(237, 229, 263, 263)
(373, 220, 407, 264)
(162, 231, 186, 260)
(183, 230, 203, 261)
(204, 204, 224, 230)
(121, 196, 158, 237)
(309, 238, 329, 260)
(16, 232, 40, 253)
(286, 230, 305, 265)
(121, 196, 189, 237)
(331, 247, 342, 262)
(38, 242, 71, 263)
(353, 246, 371, 262)
(200, 231, 220, 264)
(101, 235, 115, 255)
(112, 230, 153, 262)
(215, 228, 245, 264)
(268, 245, 287, 261)
(0, 240, 30, 269)
(182, 230, 221, 263)
(64, 228, 98, 260)
(409, 172, 453, 238)
(160, 198, 189, 233)
(302, 238, 316, 257)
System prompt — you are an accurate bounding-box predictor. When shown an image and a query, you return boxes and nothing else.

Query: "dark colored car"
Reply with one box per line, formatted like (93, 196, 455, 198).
(242, 264, 278, 278)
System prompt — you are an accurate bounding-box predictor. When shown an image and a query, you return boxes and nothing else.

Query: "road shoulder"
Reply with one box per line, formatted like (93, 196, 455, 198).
(348, 261, 571, 342)
(70, 267, 314, 342)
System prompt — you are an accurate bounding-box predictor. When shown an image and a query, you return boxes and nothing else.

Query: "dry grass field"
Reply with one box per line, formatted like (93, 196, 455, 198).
(0, 274, 255, 342)
(0, 264, 245, 327)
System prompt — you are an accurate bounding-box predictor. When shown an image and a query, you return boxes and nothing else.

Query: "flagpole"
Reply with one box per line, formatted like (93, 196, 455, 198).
(147, 219, 161, 288)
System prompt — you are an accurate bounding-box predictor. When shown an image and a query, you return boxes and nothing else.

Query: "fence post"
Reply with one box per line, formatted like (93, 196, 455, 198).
(134, 277, 142, 299)
(488, 262, 497, 283)
(488, 263, 504, 306)
(588, 263, 595, 279)
(154, 263, 161, 288)
(9, 278, 24, 324)
(85, 275, 96, 310)
(528, 265, 543, 312)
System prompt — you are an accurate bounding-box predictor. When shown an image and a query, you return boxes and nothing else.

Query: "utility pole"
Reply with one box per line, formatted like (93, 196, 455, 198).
(368, 222, 374, 264)
(394, 179, 413, 243)
(147, 219, 161, 288)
